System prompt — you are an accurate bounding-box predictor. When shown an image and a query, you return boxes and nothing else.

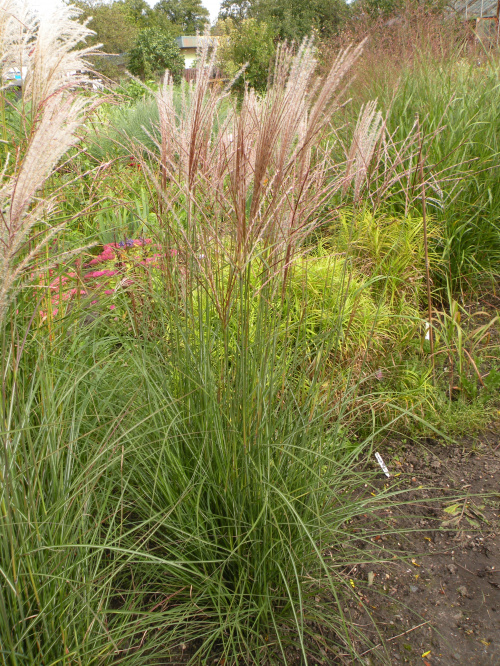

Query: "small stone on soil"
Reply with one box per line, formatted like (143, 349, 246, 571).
(457, 585, 472, 598)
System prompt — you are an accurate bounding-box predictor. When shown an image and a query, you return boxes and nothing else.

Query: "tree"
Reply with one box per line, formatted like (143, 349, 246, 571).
(253, 0, 348, 41)
(128, 28, 185, 81)
(217, 18, 275, 95)
(72, 0, 140, 53)
(122, 0, 153, 25)
(218, 0, 251, 23)
(153, 0, 209, 34)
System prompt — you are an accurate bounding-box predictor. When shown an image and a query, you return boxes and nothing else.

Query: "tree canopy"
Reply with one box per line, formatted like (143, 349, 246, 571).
(217, 0, 349, 41)
(154, 0, 210, 34)
(218, 0, 251, 23)
(72, 0, 142, 54)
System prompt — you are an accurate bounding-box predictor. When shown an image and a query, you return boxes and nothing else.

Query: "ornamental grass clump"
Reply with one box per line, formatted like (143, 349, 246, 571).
(1, 15, 421, 664)
(91, 36, 411, 662)
(0, 6, 120, 662)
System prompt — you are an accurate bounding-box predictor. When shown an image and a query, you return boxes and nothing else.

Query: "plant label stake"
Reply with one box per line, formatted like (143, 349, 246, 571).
(418, 116, 435, 382)
(375, 452, 390, 478)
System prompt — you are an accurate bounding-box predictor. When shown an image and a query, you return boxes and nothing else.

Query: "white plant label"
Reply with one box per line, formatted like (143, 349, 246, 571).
(375, 452, 390, 478)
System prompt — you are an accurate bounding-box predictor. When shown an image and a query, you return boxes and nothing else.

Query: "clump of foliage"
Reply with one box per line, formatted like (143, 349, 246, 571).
(331, 209, 440, 306)
(73, 0, 140, 53)
(128, 27, 184, 81)
(217, 17, 276, 94)
(218, 0, 349, 41)
(154, 0, 210, 33)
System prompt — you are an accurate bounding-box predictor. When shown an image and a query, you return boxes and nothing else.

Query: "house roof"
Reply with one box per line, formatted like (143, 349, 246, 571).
(175, 36, 219, 49)
(452, 0, 499, 19)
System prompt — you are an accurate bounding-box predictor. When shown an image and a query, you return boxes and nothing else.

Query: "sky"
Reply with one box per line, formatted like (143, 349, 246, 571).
(29, 0, 223, 24)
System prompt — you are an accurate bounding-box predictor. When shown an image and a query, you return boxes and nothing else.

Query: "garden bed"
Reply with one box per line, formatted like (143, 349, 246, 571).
(346, 428, 500, 665)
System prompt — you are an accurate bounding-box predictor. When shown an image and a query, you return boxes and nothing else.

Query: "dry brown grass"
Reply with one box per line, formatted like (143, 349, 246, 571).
(323, 4, 475, 104)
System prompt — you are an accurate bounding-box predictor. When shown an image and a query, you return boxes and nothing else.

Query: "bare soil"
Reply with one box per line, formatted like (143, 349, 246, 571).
(346, 424, 500, 665)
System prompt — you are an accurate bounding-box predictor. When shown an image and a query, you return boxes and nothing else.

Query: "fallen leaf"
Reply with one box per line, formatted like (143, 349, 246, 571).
(441, 516, 461, 527)
(466, 517, 479, 528)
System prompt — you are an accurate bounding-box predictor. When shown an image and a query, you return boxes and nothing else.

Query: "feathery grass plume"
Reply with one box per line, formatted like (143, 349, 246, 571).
(7, 3, 98, 118)
(154, 34, 231, 194)
(336, 101, 446, 217)
(0, 93, 90, 322)
(0, 0, 23, 74)
(0, 2, 98, 325)
(146, 37, 366, 322)
(343, 100, 384, 201)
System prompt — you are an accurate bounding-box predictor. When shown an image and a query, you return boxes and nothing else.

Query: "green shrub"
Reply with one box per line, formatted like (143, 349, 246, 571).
(87, 96, 161, 159)
(217, 18, 276, 94)
(331, 209, 440, 307)
(129, 28, 184, 82)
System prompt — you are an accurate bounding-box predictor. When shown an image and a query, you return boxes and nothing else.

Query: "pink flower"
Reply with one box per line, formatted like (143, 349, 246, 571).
(109, 304, 116, 310)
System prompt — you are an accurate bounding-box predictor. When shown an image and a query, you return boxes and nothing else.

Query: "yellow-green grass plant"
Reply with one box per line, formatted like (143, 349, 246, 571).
(331, 209, 441, 309)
